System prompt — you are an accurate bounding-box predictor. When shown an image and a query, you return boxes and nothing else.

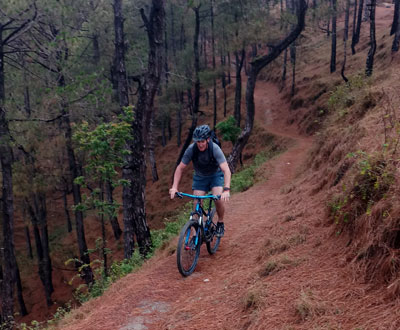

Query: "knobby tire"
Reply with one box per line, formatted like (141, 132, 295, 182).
(206, 207, 221, 255)
(177, 220, 201, 276)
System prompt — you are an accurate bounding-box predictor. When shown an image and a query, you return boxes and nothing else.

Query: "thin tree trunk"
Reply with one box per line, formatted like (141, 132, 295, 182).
(234, 48, 245, 127)
(62, 185, 72, 233)
(0, 95, 17, 329)
(164, 27, 169, 86)
(170, 3, 176, 59)
(149, 113, 159, 182)
(26, 193, 53, 306)
(62, 98, 94, 284)
(366, 0, 376, 76)
(176, 90, 183, 147)
(290, 41, 296, 96)
(330, 0, 337, 73)
(113, 0, 129, 108)
(25, 225, 33, 259)
(341, 0, 350, 82)
(280, 48, 288, 91)
(352, 0, 358, 46)
(227, 51, 231, 84)
(392, 0, 400, 50)
(352, 0, 364, 54)
(161, 118, 166, 147)
(211, 0, 217, 128)
(15, 265, 27, 316)
(99, 182, 108, 277)
(105, 180, 122, 240)
(220, 53, 227, 117)
(391, 0, 399, 36)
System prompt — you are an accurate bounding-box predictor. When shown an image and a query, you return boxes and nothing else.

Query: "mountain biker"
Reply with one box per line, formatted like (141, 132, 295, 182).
(169, 124, 231, 237)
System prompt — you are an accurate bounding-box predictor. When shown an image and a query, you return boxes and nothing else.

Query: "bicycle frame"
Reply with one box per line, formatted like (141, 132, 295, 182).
(176, 192, 219, 227)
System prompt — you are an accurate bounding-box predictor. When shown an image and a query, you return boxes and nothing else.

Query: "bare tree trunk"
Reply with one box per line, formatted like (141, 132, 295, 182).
(211, 0, 217, 128)
(341, 0, 350, 82)
(352, 0, 358, 46)
(149, 113, 159, 182)
(170, 3, 176, 59)
(62, 182, 72, 233)
(363, 0, 371, 21)
(391, 0, 399, 36)
(280, 48, 288, 91)
(220, 53, 227, 117)
(25, 225, 33, 259)
(352, 0, 364, 54)
(392, 0, 400, 51)
(330, 0, 337, 73)
(62, 99, 94, 284)
(290, 41, 296, 96)
(105, 181, 122, 240)
(26, 193, 53, 306)
(176, 90, 183, 147)
(365, 0, 376, 76)
(0, 89, 17, 330)
(113, 0, 129, 109)
(15, 265, 28, 316)
(227, 51, 231, 85)
(234, 48, 245, 127)
(99, 182, 108, 277)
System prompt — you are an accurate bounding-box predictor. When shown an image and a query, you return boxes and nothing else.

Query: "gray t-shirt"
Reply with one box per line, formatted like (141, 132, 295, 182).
(182, 142, 226, 176)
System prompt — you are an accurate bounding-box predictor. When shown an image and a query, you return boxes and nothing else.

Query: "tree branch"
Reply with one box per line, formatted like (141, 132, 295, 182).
(9, 114, 66, 123)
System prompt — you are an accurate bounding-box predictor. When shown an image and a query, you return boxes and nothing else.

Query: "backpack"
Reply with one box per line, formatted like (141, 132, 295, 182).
(192, 130, 221, 165)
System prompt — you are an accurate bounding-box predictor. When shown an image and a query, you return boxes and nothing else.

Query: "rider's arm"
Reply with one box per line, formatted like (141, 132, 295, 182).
(219, 161, 231, 201)
(169, 162, 187, 199)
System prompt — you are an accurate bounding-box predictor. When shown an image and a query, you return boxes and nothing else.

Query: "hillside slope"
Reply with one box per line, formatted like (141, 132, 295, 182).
(57, 5, 400, 330)
(59, 78, 399, 329)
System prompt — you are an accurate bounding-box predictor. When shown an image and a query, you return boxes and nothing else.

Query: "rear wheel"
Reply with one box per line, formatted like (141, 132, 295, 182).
(206, 207, 221, 255)
(177, 220, 201, 276)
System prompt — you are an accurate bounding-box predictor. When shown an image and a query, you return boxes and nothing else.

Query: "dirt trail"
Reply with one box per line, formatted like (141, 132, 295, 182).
(60, 79, 400, 329)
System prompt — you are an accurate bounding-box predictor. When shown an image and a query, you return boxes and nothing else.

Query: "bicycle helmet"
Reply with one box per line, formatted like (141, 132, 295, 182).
(193, 124, 211, 142)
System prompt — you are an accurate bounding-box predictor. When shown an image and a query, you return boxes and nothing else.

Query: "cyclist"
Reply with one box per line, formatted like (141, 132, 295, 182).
(169, 124, 231, 237)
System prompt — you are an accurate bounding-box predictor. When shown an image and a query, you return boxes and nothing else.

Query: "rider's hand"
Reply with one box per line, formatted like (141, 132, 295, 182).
(169, 187, 178, 199)
(221, 191, 230, 202)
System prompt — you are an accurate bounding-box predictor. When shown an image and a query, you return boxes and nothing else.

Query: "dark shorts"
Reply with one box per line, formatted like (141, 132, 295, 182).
(192, 172, 224, 192)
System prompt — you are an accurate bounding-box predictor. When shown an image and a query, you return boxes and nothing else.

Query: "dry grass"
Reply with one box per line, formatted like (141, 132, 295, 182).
(294, 289, 328, 322)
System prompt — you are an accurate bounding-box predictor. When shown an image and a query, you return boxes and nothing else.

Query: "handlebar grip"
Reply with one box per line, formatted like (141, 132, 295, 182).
(175, 192, 183, 199)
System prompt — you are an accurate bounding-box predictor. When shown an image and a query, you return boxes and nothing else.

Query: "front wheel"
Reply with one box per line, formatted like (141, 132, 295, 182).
(177, 220, 201, 276)
(206, 207, 221, 255)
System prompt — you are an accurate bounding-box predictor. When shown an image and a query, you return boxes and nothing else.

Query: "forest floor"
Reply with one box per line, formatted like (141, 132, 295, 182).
(58, 71, 400, 330)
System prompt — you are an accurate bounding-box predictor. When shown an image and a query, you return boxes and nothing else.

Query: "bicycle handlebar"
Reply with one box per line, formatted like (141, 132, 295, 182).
(175, 192, 220, 200)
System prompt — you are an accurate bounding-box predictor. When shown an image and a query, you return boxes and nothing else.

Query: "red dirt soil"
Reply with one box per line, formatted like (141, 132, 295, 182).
(58, 75, 400, 330)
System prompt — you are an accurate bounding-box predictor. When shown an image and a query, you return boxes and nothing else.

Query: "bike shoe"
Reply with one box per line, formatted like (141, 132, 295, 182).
(216, 222, 224, 237)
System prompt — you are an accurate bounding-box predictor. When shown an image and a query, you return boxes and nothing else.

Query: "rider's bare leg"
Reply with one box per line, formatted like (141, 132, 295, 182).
(211, 186, 224, 221)
(192, 190, 206, 210)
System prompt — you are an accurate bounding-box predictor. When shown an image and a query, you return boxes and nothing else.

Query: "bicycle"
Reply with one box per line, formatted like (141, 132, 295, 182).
(175, 192, 221, 277)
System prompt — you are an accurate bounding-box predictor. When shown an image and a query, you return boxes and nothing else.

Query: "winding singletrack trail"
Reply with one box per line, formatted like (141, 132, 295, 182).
(60, 80, 400, 330)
